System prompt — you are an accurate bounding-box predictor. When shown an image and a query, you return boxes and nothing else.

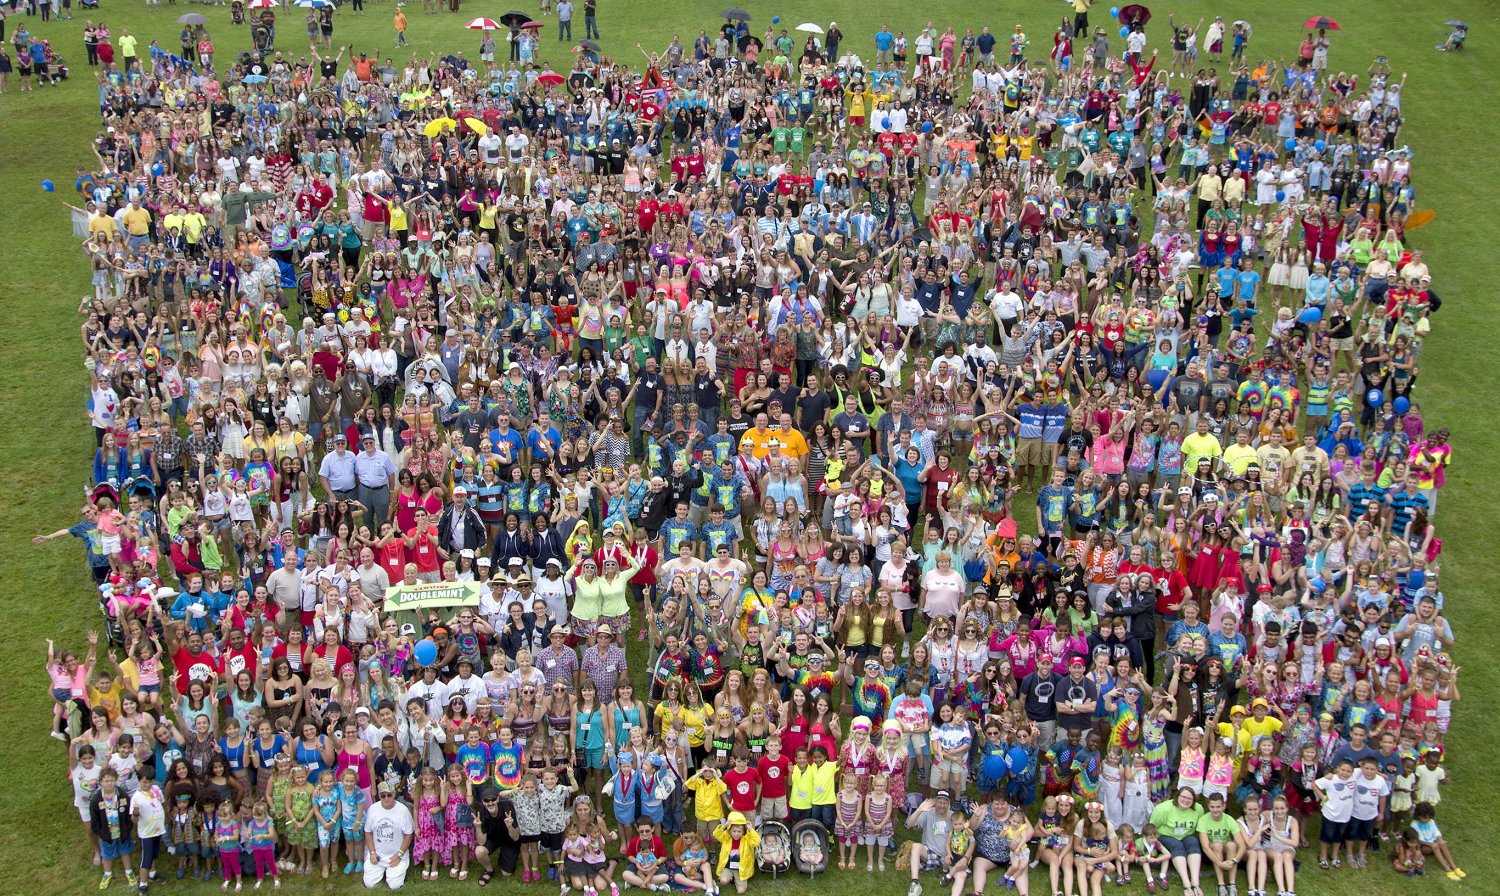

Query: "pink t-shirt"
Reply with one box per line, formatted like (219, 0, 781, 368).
(921, 568, 964, 619)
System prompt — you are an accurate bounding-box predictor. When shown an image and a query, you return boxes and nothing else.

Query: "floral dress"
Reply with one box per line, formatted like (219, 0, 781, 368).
(414, 792, 445, 859)
(286, 787, 318, 849)
(446, 791, 476, 855)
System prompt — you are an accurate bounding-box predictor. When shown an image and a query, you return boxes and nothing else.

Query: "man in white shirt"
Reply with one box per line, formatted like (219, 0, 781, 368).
(989, 284, 1025, 330)
(363, 781, 415, 889)
(405, 665, 450, 719)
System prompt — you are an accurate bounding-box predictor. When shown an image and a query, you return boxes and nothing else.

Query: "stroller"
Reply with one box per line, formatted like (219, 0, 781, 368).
(41, 41, 69, 82)
(756, 821, 792, 880)
(791, 819, 830, 880)
(231, 0, 246, 25)
(251, 22, 274, 54)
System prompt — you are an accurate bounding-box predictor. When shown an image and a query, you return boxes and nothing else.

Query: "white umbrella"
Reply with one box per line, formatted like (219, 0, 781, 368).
(466, 17, 501, 30)
(796, 22, 825, 35)
(293, 0, 333, 8)
(246, 0, 276, 8)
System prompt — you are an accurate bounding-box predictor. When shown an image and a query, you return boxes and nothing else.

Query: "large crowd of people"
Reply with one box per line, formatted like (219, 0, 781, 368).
(28, 2, 1470, 895)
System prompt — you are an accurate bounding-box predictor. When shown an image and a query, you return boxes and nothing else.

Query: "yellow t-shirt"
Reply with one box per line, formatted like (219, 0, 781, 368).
(123, 207, 152, 236)
(387, 203, 409, 233)
(1181, 432, 1223, 473)
(89, 214, 119, 239)
(1222, 442, 1259, 476)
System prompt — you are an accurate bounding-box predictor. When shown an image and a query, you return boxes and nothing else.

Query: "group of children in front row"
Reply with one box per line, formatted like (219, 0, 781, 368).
(73, 713, 1468, 895)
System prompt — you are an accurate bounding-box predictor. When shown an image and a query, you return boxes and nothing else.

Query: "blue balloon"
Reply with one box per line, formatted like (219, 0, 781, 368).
(41, 179, 55, 192)
(1297, 306, 1322, 324)
(1146, 368, 1171, 394)
(1110, 6, 1121, 18)
(1275, 190, 1286, 202)
(413, 639, 438, 667)
(921, 121, 934, 133)
(1285, 138, 1297, 150)
(1309, 577, 1326, 593)
(1119, 27, 1130, 38)
(1314, 139, 1326, 152)
(772, 16, 779, 24)
(1366, 388, 1385, 408)
(880, 117, 891, 129)
(1393, 396, 1411, 415)
(152, 163, 164, 177)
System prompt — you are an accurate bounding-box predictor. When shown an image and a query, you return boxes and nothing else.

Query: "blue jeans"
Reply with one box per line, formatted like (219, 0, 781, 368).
(584, 13, 598, 38)
(559, 18, 572, 40)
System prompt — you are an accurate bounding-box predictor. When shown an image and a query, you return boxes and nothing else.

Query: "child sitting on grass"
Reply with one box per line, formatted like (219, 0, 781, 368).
(1409, 802, 1464, 880)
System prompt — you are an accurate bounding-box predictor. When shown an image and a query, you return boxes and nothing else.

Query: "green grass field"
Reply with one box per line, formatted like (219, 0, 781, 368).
(2, 1, 1499, 893)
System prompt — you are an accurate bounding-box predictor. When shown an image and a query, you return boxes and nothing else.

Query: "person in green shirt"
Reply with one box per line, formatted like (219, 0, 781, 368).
(1147, 788, 1206, 893)
(1195, 793, 1244, 894)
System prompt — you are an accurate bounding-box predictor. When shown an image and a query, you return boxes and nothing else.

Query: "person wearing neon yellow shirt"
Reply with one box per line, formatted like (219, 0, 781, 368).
(1221, 428, 1259, 476)
(1180, 417, 1224, 475)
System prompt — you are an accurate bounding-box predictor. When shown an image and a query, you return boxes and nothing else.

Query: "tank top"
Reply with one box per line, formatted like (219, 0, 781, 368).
(295, 737, 328, 779)
(510, 708, 538, 742)
(338, 746, 372, 788)
(711, 730, 738, 764)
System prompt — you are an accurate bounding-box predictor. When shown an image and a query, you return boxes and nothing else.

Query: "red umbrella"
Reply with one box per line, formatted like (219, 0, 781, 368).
(1303, 16, 1341, 30)
(1118, 4, 1151, 26)
(536, 72, 565, 87)
(465, 17, 500, 31)
(519, 20, 544, 30)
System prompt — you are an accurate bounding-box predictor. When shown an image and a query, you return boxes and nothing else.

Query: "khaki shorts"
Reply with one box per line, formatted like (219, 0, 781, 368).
(1332, 336, 1355, 352)
(929, 759, 967, 789)
(760, 797, 788, 821)
(1018, 438, 1045, 465)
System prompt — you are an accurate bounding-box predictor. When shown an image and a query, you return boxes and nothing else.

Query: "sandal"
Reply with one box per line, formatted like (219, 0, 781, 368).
(1317, 861, 1328, 870)
(479, 872, 494, 887)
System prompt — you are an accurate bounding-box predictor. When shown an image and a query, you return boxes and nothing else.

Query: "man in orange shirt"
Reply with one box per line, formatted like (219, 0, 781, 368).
(738, 412, 775, 459)
(772, 412, 808, 462)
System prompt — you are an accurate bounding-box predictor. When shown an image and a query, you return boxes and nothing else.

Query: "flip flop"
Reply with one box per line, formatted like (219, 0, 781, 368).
(479, 872, 494, 887)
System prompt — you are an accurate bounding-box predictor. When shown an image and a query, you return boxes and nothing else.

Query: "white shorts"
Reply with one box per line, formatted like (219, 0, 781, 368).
(101, 534, 122, 555)
(363, 854, 410, 889)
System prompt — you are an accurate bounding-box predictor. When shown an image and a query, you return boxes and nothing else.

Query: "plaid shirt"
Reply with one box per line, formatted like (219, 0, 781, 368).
(183, 433, 221, 474)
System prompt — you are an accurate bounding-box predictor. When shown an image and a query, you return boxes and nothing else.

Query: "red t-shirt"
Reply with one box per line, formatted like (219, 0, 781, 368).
(756, 753, 791, 800)
(406, 526, 442, 572)
(172, 646, 222, 694)
(220, 643, 260, 683)
(1155, 568, 1191, 615)
(722, 766, 761, 812)
(379, 540, 407, 585)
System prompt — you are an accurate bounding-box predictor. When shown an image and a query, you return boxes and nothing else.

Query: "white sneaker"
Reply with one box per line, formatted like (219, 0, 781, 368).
(910, 882, 924, 896)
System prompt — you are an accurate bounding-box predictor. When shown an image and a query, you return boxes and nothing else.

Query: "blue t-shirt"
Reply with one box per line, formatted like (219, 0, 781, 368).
(894, 457, 924, 503)
(1036, 486, 1072, 534)
(875, 30, 894, 51)
(70, 520, 109, 568)
(1235, 269, 1261, 302)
